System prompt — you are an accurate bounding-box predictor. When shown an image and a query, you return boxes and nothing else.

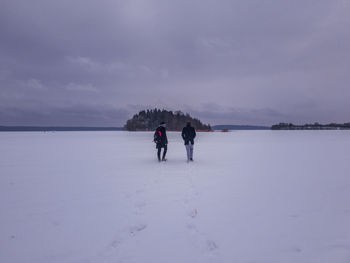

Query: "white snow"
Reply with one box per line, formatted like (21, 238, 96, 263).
(1, 131, 350, 263)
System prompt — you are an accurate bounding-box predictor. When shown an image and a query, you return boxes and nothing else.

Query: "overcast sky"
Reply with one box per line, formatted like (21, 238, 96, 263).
(1, 0, 349, 126)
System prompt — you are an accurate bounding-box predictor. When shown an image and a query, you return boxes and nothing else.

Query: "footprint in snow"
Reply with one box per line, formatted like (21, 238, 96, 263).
(135, 201, 146, 209)
(188, 208, 198, 218)
(187, 223, 198, 234)
(288, 214, 300, 218)
(110, 239, 122, 249)
(289, 246, 302, 253)
(133, 201, 147, 215)
(129, 224, 147, 235)
(206, 240, 218, 251)
(92, 224, 147, 263)
(135, 189, 145, 194)
(123, 193, 132, 199)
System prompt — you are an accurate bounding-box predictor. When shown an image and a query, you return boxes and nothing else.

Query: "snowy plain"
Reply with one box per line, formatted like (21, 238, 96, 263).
(1, 130, 350, 263)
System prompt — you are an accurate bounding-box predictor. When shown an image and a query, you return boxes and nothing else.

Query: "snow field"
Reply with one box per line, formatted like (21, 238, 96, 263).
(1, 131, 350, 263)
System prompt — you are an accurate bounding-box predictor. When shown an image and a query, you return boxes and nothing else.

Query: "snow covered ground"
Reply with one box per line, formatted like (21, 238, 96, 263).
(1, 130, 350, 263)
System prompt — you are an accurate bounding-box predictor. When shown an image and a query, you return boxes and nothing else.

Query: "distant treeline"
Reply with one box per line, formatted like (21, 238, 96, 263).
(124, 109, 211, 131)
(271, 122, 350, 130)
(0, 126, 124, 132)
(212, 125, 270, 130)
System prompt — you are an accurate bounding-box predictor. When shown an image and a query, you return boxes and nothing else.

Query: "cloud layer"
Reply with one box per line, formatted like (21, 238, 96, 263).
(1, 0, 350, 126)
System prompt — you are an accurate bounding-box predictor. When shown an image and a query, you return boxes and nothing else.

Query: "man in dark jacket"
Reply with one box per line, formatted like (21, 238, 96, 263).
(154, 121, 168, 162)
(182, 121, 196, 161)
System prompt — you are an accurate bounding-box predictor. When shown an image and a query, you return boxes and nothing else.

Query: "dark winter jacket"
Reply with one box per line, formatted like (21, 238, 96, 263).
(154, 126, 168, 147)
(182, 124, 196, 145)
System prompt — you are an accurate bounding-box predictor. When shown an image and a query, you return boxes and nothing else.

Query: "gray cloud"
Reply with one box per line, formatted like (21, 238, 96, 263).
(1, 0, 350, 126)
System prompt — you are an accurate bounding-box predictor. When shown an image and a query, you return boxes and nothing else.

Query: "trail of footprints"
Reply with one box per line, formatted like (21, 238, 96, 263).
(95, 165, 219, 262)
(184, 165, 220, 259)
(90, 187, 149, 263)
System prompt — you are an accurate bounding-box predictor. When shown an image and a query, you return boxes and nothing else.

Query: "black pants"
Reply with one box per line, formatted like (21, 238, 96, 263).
(157, 144, 167, 161)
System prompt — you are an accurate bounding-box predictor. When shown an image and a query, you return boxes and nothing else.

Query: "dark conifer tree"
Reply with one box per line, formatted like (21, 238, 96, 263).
(124, 109, 211, 131)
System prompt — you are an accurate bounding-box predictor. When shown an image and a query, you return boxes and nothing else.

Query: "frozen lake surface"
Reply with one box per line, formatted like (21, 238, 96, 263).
(1, 131, 350, 263)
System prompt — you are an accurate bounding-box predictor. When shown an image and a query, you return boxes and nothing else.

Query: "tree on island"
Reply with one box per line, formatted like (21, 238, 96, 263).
(271, 122, 350, 130)
(124, 109, 212, 131)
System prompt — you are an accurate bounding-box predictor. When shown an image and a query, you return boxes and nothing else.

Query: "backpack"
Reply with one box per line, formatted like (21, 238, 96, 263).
(154, 129, 162, 143)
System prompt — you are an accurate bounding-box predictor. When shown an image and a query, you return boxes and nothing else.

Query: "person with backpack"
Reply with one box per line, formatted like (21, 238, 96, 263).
(182, 121, 196, 162)
(154, 121, 168, 162)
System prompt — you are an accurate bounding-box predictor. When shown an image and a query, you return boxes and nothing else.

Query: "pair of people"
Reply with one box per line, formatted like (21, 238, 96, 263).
(154, 121, 196, 162)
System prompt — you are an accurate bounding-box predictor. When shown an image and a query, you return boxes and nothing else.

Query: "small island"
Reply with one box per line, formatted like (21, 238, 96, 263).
(271, 122, 350, 130)
(124, 109, 212, 131)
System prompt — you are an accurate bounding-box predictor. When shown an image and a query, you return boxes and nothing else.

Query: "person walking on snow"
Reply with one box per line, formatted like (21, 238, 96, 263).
(182, 121, 196, 162)
(154, 121, 168, 162)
